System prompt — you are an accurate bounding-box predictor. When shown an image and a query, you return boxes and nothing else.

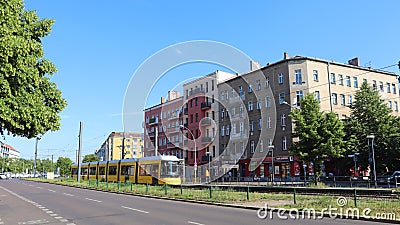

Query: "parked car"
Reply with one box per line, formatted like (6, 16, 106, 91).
(0, 173, 7, 179)
(387, 171, 400, 183)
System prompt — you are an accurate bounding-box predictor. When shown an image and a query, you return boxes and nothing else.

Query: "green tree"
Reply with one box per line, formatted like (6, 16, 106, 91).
(82, 154, 99, 163)
(0, 0, 67, 138)
(345, 82, 400, 173)
(56, 157, 72, 176)
(289, 94, 346, 183)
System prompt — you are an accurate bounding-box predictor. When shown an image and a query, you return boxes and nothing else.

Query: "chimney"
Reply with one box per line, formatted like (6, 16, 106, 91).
(161, 97, 165, 104)
(167, 91, 181, 101)
(348, 57, 360, 67)
(250, 61, 260, 71)
(284, 52, 289, 59)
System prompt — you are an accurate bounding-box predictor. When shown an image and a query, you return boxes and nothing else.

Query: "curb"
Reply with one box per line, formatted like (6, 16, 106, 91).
(29, 180, 400, 224)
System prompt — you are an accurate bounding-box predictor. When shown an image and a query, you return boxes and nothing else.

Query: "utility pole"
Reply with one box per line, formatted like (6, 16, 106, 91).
(77, 122, 83, 182)
(121, 132, 126, 159)
(34, 137, 39, 177)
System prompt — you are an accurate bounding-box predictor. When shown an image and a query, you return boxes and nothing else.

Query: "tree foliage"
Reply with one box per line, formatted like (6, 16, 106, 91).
(55, 157, 72, 176)
(344, 82, 400, 173)
(0, 0, 67, 138)
(82, 154, 99, 163)
(289, 94, 346, 180)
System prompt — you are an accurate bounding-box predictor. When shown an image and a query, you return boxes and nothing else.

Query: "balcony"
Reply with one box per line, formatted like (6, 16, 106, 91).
(201, 101, 212, 110)
(189, 88, 205, 96)
(149, 118, 158, 125)
(201, 136, 212, 143)
(202, 155, 212, 162)
(200, 118, 212, 126)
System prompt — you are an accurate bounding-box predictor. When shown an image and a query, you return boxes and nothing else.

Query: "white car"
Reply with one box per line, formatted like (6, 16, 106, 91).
(0, 173, 7, 179)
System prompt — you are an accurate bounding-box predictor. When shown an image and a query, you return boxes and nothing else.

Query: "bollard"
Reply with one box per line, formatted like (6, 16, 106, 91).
(97, 179, 99, 187)
(106, 181, 108, 190)
(293, 188, 297, 204)
(130, 182, 133, 192)
(118, 181, 120, 191)
(354, 189, 357, 207)
(164, 184, 168, 195)
(209, 185, 212, 199)
(146, 183, 149, 194)
(247, 186, 250, 200)
(180, 184, 183, 195)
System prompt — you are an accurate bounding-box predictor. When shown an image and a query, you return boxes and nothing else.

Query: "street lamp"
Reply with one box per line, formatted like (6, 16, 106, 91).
(348, 152, 360, 177)
(367, 135, 377, 188)
(180, 125, 197, 183)
(267, 145, 274, 185)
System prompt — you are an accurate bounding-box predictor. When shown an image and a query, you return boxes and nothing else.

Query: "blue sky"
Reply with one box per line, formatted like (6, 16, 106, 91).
(4, 0, 400, 161)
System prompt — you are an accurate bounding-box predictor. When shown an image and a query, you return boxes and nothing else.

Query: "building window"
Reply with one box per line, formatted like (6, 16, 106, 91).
(195, 97, 198, 106)
(238, 86, 243, 96)
(338, 74, 343, 85)
(211, 80, 214, 91)
(248, 84, 253, 93)
(231, 88, 235, 98)
(353, 77, 358, 88)
(340, 94, 345, 106)
(221, 109, 225, 119)
(248, 101, 253, 111)
(267, 117, 271, 128)
(386, 83, 391, 93)
(256, 101, 261, 110)
(295, 69, 302, 84)
(314, 91, 320, 102)
(258, 118, 262, 130)
(226, 125, 230, 135)
(346, 76, 351, 87)
(392, 84, 397, 94)
(332, 93, 338, 105)
(395, 101, 399, 112)
(220, 92, 225, 100)
(249, 120, 254, 132)
(282, 136, 287, 151)
(388, 101, 392, 110)
(265, 77, 270, 87)
(240, 122, 244, 135)
(221, 126, 225, 137)
(195, 113, 198, 122)
(265, 97, 271, 108)
(232, 123, 236, 134)
(239, 105, 244, 117)
(363, 78, 367, 84)
(256, 80, 261, 90)
(371, 80, 376, 90)
(379, 81, 384, 92)
(330, 73, 336, 84)
(348, 95, 353, 105)
(279, 93, 285, 104)
(231, 107, 236, 116)
(296, 91, 303, 106)
(278, 73, 284, 84)
(280, 114, 286, 126)
(313, 70, 319, 81)
(225, 90, 229, 100)
(250, 141, 255, 153)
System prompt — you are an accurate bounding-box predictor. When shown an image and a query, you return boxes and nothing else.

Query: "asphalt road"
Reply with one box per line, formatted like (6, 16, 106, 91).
(0, 179, 394, 225)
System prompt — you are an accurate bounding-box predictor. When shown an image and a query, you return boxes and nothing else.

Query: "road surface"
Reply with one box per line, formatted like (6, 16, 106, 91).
(0, 179, 393, 224)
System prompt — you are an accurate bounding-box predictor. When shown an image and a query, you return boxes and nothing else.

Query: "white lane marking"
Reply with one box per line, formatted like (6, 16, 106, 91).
(85, 197, 102, 203)
(121, 206, 149, 214)
(59, 219, 69, 222)
(188, 221, 204, 225)
(50, 214, 57, 216)
(66, 223, 76, 225)
(47, 189, 56, 193)
(63, 193, 74, 197)
(42, 208, 49, 211)
(54, 217, 63, 219)
(38, 206, 45, 209)
(0, 194, 6, 197)
(46, 211, 53, 214)
(36, 187, 43, 189)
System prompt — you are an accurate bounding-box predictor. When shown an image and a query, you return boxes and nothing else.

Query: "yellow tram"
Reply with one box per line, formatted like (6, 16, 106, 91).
(71, 155, 184, 185)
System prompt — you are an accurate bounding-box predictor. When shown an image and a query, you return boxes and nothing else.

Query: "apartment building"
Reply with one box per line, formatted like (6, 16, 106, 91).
(143, 91, 184, 159)
(219, 53, 399, 180)
(182, 70, 236, 179)
(0, 142, 20, 158)
(95, 132, 144, 161)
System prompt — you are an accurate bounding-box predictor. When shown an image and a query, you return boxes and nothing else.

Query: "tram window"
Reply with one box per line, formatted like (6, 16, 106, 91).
(121, 166, 129, 175)
(128, 166, 135, 176)
(72, 168, 78, 175)
(161, 161, 179, 178)
(109, 166, 117, 175)
(139, 166, 147, 176)
(82, 168, 88, 175)
(98, 167, 105, 175)
(90, 167, 96, 175)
